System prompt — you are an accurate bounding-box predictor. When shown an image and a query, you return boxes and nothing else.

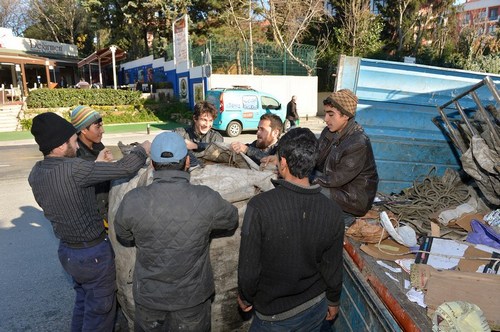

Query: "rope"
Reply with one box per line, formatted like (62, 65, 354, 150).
(382, 168, 470, 237)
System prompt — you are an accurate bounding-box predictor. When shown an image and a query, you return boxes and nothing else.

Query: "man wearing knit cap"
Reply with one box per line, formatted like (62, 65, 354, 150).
(28, 112, 151, 331)
(71, 105, 113, 222)
(314, 89, 379, 227)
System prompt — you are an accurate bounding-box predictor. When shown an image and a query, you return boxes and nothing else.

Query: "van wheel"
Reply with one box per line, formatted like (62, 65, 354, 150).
(226, 121, 242, 137)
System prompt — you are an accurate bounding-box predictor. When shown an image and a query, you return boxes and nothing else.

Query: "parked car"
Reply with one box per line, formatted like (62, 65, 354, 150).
(206, 86, 285, 137)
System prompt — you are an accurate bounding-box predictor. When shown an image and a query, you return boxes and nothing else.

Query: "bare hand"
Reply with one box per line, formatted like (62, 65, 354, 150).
(260, 155, 278, 167)
(140, 140, 151, 155)
(230, 142, 248, 154)
(237, 295, 253, 312)
(184, 139, 198, 150)
(326, 305, 339, 320)
(96, 148, 114, 162)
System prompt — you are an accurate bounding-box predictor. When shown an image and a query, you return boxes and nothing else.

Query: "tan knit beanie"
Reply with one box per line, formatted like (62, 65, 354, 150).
(324, 89, 358, 117)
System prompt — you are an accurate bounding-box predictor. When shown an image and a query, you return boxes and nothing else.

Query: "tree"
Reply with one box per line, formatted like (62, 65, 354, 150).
(378, 0, 426, 58)
(26, 0, 86, 44)
(257, 0, 325, 75)
(330, 0, 383, 57)
(0, 0, 29, 36)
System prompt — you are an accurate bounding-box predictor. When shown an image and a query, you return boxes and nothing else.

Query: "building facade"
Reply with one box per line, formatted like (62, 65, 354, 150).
(458, 0, 500, 35)
(0, 27, 79, 98)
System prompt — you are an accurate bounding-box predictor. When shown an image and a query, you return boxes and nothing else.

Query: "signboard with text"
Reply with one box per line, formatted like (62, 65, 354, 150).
(0, 28, 78, 58)
(173, 14, 189, 66)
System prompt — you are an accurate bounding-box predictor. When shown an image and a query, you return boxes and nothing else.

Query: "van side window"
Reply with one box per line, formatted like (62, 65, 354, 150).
(261, 96, 280, 110)
(242, 95, 258, 110)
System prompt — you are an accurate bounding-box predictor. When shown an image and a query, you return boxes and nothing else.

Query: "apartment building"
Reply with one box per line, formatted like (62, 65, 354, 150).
(458, 0, 500, 35)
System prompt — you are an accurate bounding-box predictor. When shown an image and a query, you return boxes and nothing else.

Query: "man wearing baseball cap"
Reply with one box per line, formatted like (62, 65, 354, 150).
(314, 89, 379, 227)
(114, 132, 238, 332)
(28, 112, 151, 331)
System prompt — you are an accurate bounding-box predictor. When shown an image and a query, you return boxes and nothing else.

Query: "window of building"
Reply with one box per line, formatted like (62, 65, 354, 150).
(489, 7, 498, 20)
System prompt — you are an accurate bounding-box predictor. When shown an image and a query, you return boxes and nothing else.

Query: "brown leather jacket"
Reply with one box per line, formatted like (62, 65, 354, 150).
(314, 119, 379, 216)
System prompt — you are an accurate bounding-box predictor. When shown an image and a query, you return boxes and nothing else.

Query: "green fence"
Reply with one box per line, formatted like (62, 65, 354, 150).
(165, 41, 316, 76)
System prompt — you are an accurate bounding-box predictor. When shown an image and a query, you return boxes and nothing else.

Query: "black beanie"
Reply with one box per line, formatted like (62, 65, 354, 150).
(31, 112, 76, 154)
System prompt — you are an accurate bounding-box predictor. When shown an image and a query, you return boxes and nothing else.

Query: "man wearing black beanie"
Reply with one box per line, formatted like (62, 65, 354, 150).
(28, 112, 151, 331)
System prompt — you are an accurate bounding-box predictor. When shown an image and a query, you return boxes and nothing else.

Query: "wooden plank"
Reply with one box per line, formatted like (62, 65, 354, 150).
(344, 239, 433, 331)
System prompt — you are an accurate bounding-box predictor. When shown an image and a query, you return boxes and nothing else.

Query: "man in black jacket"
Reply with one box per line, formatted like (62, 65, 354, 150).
(238, 128, 344, 331)
(314, 89, 379, 227)
(286, 95, 299, 130)
(174, 101, 223, 169)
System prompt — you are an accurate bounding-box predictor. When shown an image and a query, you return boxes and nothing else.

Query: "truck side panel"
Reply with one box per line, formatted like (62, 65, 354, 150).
(335, 55, 500, 194)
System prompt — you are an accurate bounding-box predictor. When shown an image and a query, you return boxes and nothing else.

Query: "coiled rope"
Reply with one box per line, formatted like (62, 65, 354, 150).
(382, 168, 471, 237)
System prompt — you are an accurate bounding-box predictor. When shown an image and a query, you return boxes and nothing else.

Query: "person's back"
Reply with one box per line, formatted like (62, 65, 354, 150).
(116, 172, 236, 309)
(238, 128, 344, 331)
(76, 78, 90, 89)
(115, 132, 238, 331)
(240, 182, 343, 311)
(28, 112, 150, 331)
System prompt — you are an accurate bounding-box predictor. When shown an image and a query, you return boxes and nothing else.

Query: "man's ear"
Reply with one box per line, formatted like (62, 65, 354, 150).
(272, 129, 280, 139)
(278, 156, 289, 176)
(51, 142, 66, 155)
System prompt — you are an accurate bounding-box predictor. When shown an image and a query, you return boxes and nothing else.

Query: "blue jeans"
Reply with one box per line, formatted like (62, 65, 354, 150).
(250, 297, 329, 332)
(134, 298, 212, 332)
(58, 237, 117, 332)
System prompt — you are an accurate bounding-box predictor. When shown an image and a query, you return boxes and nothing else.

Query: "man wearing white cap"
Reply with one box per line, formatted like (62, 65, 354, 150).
(114, 132, 238, 332)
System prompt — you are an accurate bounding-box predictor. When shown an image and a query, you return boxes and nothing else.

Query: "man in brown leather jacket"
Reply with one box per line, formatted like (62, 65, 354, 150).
(314, 89, 379, 227)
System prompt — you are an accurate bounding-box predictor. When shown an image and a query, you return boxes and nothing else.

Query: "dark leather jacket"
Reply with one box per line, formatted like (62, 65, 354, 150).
(314, 119, 378, 216)
(174, 126, 223, 157)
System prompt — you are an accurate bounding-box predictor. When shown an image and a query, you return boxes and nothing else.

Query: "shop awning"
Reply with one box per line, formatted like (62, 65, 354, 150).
(0, 50, 55, 66)
(77, 45, 126, 89)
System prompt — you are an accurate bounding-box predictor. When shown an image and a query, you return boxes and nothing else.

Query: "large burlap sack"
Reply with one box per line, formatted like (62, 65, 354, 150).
(202, 142, 260, 170)
(108, 163, 275, 331)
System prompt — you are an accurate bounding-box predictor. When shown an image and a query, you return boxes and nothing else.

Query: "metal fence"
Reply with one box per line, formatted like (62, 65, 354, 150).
(165, 41, 317, 76)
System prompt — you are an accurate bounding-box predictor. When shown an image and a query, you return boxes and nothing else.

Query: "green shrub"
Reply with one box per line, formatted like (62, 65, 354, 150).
(26, 88, 142, 108)
(21, 101, 194, 130)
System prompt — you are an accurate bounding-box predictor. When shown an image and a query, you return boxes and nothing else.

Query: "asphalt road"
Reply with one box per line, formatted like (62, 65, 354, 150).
(0, 143, 74, 331)
(0, 131, 262, 331)
(0, 119, 326, 331)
